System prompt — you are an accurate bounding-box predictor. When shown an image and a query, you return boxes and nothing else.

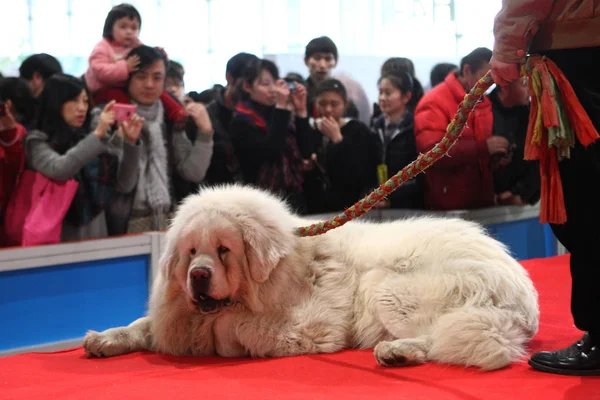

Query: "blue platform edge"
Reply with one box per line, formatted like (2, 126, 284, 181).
(0, 255, 149, 352)
(485, 219, 556, 261)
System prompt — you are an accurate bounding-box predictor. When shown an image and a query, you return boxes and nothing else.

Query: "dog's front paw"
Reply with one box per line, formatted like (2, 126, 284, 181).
(83, 328, 132, 358)
(374, 339, 428, 367)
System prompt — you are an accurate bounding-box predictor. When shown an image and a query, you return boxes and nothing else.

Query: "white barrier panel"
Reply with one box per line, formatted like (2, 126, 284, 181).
(0, 203, 559, 357)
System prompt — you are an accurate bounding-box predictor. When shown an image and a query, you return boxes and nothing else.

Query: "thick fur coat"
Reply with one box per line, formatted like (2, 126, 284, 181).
(84, 185, 539, 370)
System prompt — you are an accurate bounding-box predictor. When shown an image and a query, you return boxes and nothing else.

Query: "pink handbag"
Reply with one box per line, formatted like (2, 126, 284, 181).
(4, 170, 79, 246)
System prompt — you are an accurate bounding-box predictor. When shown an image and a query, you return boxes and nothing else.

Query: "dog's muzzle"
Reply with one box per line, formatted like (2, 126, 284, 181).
(190, 266, 212, 297)
(189, 266, 232, 314)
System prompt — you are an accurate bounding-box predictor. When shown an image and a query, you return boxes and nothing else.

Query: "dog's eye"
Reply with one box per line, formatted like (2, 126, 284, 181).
(190, 248, 196, 256)
(217, 245, 229, 255)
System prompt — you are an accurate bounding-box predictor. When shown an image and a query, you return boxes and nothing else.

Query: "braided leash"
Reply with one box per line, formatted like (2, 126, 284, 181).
(295, 71, 494, 237)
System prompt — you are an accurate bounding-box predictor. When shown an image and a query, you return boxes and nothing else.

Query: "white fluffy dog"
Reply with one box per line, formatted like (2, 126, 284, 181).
(84, 185, 539, 370)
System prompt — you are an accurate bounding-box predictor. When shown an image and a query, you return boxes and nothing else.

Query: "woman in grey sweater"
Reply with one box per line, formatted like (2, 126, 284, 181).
(24, 74, 142, 242)
(96, 45, 214, 234)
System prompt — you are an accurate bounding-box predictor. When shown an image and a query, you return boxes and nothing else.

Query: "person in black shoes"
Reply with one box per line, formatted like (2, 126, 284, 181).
(492, 0, 600, 376)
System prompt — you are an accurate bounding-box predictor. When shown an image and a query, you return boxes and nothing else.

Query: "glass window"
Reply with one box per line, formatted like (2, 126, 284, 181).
(0, 0, 502, 93)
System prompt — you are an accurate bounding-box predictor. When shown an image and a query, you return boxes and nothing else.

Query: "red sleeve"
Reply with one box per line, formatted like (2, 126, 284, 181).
(493, 0, 556, 63)
(414, 99, 488, 169)
(0, 123, 26, 150)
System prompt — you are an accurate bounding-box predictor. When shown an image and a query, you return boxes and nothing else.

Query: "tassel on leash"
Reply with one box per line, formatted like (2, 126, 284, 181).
(524, 56, 599, 225)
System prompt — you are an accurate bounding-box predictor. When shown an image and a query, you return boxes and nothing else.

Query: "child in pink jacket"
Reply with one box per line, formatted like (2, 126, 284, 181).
(85, 3, 186, 127)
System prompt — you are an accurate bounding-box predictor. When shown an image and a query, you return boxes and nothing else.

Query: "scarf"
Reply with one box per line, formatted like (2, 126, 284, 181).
(234, 101, 304, 195)
(59, 128, 118, 226)
(131, 100, 172, 215)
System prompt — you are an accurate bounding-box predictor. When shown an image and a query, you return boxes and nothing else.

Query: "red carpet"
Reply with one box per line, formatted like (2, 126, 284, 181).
(1, 255, 599, 400)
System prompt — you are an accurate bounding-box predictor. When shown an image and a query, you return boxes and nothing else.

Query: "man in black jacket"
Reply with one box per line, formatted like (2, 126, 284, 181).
(204, 52, 258, 185)
(488, 78, 540, 206)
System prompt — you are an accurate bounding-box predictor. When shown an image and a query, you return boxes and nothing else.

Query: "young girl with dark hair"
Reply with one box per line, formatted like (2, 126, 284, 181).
(371, 70, 424, 209)
(378, 57, 424, 112)
(229, 58, 313, 213)
(24, 74, 142, 241)
(85, 3, 186, 128)
(312, 78, 379, 212)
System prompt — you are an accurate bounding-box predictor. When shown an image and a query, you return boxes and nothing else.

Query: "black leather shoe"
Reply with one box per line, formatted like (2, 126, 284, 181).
(529, 333, 600, 376)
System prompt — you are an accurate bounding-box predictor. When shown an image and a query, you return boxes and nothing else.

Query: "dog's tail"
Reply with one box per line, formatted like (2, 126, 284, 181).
(426, 307, 532, 370)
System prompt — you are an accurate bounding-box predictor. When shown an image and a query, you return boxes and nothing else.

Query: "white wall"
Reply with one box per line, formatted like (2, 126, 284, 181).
(1, 0, 501, 94)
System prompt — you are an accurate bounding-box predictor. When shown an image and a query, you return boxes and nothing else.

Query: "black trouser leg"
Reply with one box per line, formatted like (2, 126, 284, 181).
(545, 47, 600, 334)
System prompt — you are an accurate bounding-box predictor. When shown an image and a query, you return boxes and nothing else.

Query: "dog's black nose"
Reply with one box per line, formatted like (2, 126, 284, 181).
(190, 267, 211, 296)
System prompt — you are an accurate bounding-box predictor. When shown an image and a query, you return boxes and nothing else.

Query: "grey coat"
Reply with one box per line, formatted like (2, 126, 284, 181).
(93, 104, 214, 235)
(24, 129, 141, 242)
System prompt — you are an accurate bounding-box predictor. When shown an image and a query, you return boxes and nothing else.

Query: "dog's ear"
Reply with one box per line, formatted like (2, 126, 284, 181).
(159, 234, 180, 280)
(239, 214, 295, 283)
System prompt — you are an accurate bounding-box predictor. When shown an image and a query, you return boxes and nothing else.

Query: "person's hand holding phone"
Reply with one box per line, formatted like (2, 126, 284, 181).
(113, 103, 137, 121)
(118, 114, 144, 144)
(499, 144, 516, 167)
(275, 80, 291, 110)
(290, 83, 308, 118)
(487, 136, 510, 155)
(94, 101, 116, 139)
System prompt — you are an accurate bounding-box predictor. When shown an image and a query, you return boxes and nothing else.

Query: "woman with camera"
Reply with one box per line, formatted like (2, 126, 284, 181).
(229, 58, 313, 214)
(22, 74, 142, 242)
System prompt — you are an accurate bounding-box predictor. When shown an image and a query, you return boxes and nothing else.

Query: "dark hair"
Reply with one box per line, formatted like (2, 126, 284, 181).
(430, 63, 458, 87)
(19, 53, 63, 80)
(188, 85, 222, 105)
(344, 101, 359, 119)
(378, 70, 423, 112)
(0, 77, 36, 127)
(379, 57, 423, 110)
(237, 58, 279, 102)
(36, 74, 91, 154)
(126, 45, 168, 80)
(378, 71, 414, 94)
(314, 78, 348, 102)
(381, 57, 415, 78)
(226, 52, 259, 82)
(166, 63, 184, 85)
(459, 47, 492, 76)
(284, 72, 306, 87)
(102, 3, 141, 41)
(305, 36, 338, 61)
(169, 60, 184, 78)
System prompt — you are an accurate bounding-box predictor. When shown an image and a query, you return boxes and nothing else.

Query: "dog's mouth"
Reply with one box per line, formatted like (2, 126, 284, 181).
(192, 294, 233, 314)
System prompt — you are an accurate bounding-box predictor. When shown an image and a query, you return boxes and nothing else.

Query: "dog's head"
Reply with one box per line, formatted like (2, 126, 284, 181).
(159, 185, 298, 314)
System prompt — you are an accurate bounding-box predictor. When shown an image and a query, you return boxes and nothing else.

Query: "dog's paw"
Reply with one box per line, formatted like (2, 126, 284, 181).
(83, 328, 132, 358)
(374, 339, 428, 367)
